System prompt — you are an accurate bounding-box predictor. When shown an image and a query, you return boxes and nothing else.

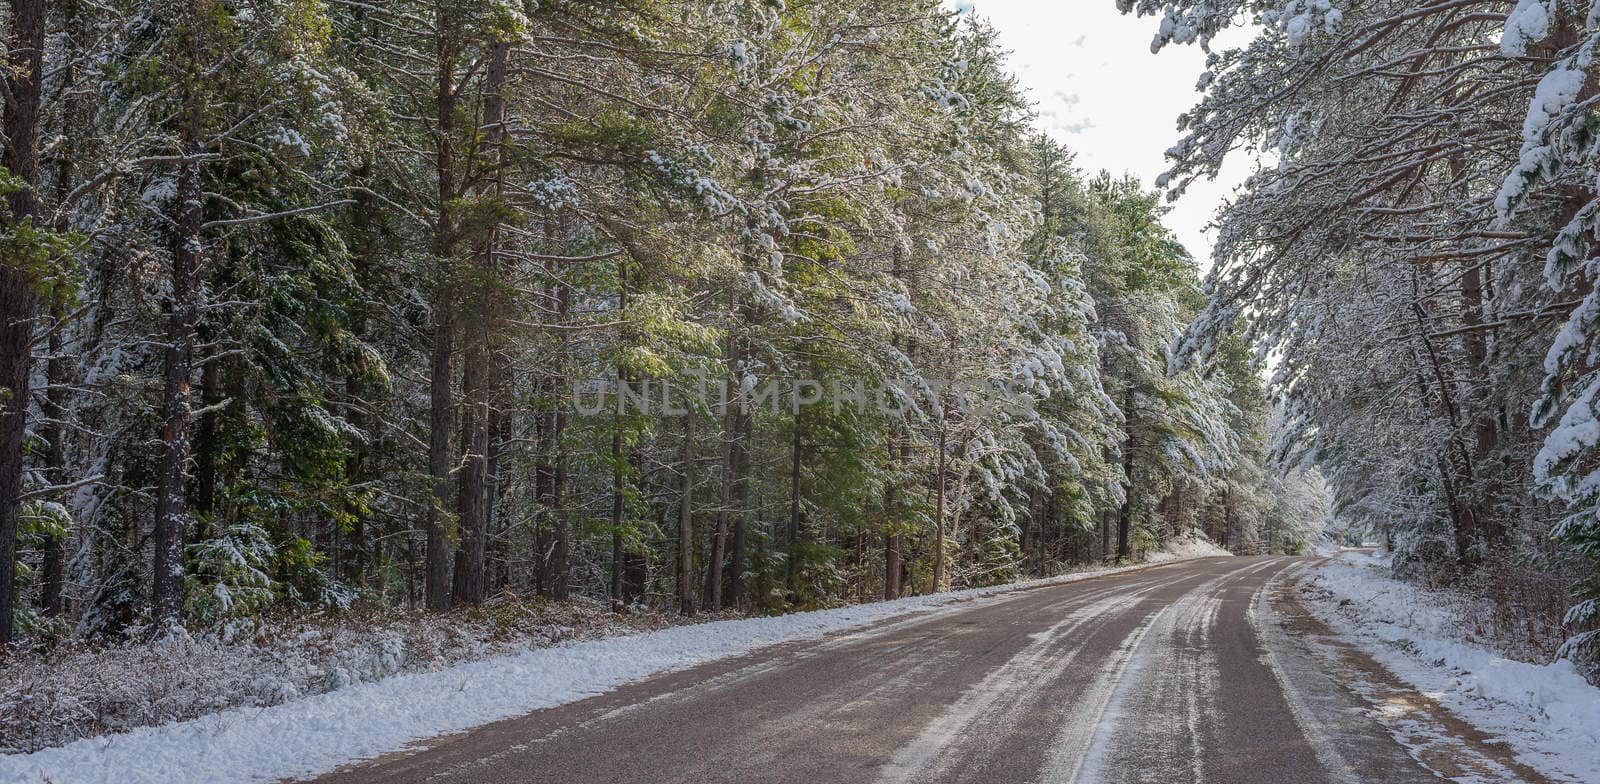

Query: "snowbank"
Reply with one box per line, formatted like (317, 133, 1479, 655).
(1299, 552, 1600, 783)
(0, 559, 1185, 784)
(0, 598, 684, 755)
(1145, 529, 1232, 563)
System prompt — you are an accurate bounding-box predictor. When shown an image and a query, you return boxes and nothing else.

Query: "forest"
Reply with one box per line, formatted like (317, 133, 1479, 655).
(1139, 0, 1600, 669)
(1, 0, 1598, 699)
(0, 0, 1328, 656)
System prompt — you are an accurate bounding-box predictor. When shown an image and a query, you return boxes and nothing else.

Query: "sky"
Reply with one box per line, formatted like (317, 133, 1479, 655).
(954, 1, 1254, 271)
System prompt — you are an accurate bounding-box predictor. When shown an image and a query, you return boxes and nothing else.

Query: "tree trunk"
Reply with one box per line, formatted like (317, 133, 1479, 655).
(704, 360, 738, 613)
(728, 410, 749, 608)
(884, 533, 901, 600)
(449, 35, 509, 608)
(424, 268, 456, 610)
(604, 430, 619, 599)
(707, 422, 732, 611)
(534, 402, 552, 596)
(1220, 484, 1232, 551)
(37, 298, 68, 619)
(342, 162, 378, 585)
(883, 426, 907, 601)
(485, 382, 507, 593)
(451, 341, 487, 605)
(37, 0, 89, 617)
(0, 0, 46, 644)
(608, 421, 622, 602)
(933, 420, 947, 592)
(550, 406, 569, 600)
(153, 152, 200, 624)
(678, 413, 695, 615)
(1115, 444, 1135, 563)
(153, 14, 209, 624)
(787, 409, 803, 588)
(1460, 258, 1503, 550)
(1020, 482, 1036, 576)
(423, 5, 461, 611)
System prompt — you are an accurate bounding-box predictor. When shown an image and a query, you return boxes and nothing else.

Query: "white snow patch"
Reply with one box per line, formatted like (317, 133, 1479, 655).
(0, 560, 1198, 784)
(1145, 529, 1233, 563)
(1501, 0, 1552, 58)
(1299, 552, 1600, 783)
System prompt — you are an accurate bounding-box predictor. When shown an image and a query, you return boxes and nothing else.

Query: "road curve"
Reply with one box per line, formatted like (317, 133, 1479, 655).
(311, 557, 1450, 784)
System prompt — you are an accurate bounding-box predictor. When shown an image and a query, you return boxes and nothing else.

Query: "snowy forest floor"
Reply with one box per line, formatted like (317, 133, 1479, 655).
(0, 595, 709, 755)
(1296, 551, 1600, 783)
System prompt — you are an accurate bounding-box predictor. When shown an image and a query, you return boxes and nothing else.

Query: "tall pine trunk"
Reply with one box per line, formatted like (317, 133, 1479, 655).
(678, 413, 695, 614)
(787, 408, 803, 588)
(423, 3, 461, 610)
(153, 6, 209, 624)
(727, 406, 749, 607)
(451, 38, 509, 607)
(548, 269, 572, 600)
(933, 420, 947, 593)
(0, 0, 46, 644)
(37, 0, 88, 618)
(38, 300, 67, 617)
(549, 404, 570, 600)
(1115, 435, 1135, 562)
(705, 297, 742, 612)
(704, 428, 729, 611)
(884, 533, 901, 600)
(1460, 257, 1503, 551)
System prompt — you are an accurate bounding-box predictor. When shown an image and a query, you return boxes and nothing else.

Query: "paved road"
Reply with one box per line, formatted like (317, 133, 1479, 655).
(314, 557, 1460, 784)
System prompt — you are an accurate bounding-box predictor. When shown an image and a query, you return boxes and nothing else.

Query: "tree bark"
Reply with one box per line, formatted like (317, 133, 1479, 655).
(705, 312, 741, 612)
(342, 162, 378, 585)
(1115, 440, 1135, 562)
(424, 230, 457, 610)
(677, 413, 695, 615)
(423, 2, 461, 611)
(451, 342, 487, 605)
(704, 439, 729, 611)
(484, 376, 507, 593)
(451, 37, 511, 607)
(728, 406, 749, 608)
(37, 0, 90, 618)
(0, 0, 46, 644)
(608, 421, 623, 603)
(548, 270, 572, 601)
(1410, 276, 1478, 563)
(787, 408, 803, 588)
(550, 405, 569, 600)
(933, 419, 947, 592)
(1460, 258, 1503, 551)
(884, 532, 901, 600)
(153, 6, 210, 624)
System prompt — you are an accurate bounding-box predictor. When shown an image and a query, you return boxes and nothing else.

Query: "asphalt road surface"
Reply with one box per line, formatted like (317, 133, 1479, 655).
(313, 557, 1482, 784)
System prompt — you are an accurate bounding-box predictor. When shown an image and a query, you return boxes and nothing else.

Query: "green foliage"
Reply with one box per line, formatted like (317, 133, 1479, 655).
(4, 0, 1296, 649)
(187, 522, 279, 630)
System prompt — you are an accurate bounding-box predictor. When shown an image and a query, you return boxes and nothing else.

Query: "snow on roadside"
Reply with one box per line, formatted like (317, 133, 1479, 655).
(0, 558, 1194, 784)
(1145, 529, 1232, 563)
(1298, 551, 1600, 783)
(1, 598, 685, 755)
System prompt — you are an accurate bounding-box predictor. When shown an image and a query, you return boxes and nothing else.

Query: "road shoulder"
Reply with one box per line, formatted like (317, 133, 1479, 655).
(1266, 563, 1559, 783)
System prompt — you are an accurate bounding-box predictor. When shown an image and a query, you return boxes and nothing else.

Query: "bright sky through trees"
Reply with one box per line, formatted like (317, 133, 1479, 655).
(958, 1, 1254, 269)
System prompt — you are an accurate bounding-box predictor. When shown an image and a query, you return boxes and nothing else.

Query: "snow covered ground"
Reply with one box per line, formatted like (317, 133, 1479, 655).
(0, 558, 1202, 784)
(1145, 530, 1231, 563)
(0, 596, 699, 755)
(1298, 551, 1600, 783)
